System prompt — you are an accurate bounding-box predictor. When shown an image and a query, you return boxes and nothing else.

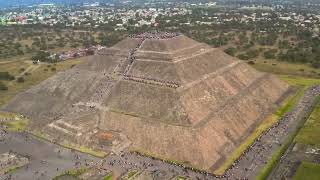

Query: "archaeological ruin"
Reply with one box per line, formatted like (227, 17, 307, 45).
(2, 32, 289, 171)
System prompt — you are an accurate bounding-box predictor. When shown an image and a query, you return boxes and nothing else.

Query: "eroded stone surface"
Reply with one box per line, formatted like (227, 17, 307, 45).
(2, 33, 289, 170)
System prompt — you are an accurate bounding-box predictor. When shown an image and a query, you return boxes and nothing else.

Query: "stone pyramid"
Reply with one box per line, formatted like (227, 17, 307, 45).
(3, 32, 289, 171)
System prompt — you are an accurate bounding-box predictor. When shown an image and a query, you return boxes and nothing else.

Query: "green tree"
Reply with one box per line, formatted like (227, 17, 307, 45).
(224, 47, 237, 56)
(263, 49, 278, 59)
(31, 51, 50, 62)
(0, 72, 15, 81)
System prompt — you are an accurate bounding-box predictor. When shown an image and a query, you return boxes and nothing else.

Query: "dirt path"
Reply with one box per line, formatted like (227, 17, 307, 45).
(15, 64, 40, 78)
(7, 63, 41, 87)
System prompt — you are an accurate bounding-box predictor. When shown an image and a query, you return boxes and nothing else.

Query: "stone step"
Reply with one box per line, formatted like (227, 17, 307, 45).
(46, 123, 80, 144)
(54, 120, 82, 135)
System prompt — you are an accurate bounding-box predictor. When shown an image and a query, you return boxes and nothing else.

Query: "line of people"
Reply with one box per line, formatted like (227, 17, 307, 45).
(127, 151, 227, 179)
(123, 32, 182, 89)
(129, 31, 180, 39)
(123, 76, 180, 89)
(223, 85, 320, 179)
(122, 38, 145, 75)
(124, 74, 180, 88)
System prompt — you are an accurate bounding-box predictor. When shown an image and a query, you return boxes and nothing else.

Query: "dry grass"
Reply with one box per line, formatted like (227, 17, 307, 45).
(295, 97, 320, 147)
(0, 61, 30, 76)
(0, 57, 86, 107)
(293, 162, 320, 180)
(251, 59, 320, 78)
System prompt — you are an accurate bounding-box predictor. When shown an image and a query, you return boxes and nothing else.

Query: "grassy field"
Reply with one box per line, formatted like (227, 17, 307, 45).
(0, 61, 31, 75)
(2, 119, 29, 132)
(279, 75, 320, 86)
(122, 171, 140, 179)
(53, 167, 88, 180)
(293, 162, 320, 180)
(256, 127, 299, 180)
(1, 164, 27, 175)
(0, 54, 33, 63)
(250, 59, 320, 78)
(291, 98, 320, 180)
(0, 111, 29, 132)
(255, 80, 320, 180)
(175, 176, 187, 180)
(0, 57, 86, 107)
(295, 98, 320, 147)
(103, 174, 113, 180)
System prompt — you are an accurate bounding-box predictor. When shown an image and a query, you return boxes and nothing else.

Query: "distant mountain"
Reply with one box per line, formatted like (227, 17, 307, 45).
(0, 0, 114, 8)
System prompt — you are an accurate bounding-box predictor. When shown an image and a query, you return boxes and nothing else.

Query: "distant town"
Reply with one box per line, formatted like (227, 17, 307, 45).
(0, 1, 319, 33)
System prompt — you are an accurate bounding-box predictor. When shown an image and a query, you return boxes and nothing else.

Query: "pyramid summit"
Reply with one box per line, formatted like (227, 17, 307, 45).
(3, 32, 289, 171)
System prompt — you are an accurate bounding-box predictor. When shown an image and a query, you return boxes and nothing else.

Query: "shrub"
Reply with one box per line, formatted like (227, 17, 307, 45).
(31, 51, 50, 62)
(246, 49, 260, 59)
(19, 68, 25, 72)
(237, 54, 250, 60)
(224, 47, 237, 56)
(0, 72, 15, 81)
(51, 67, 56, 71)
(17, 77, 25, 83)
(247, 61, 255, 65)
(0, 81, 8, 90)
(263, 49, 278, 59)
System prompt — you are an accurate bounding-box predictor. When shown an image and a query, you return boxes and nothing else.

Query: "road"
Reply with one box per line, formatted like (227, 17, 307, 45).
(0, 129, 100, 180)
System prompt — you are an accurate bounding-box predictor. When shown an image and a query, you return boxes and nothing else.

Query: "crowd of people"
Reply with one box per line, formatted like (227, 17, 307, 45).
(223, 85, 320, 179)
(118, 37, 145, 76)
(95, 32, 182, 89)
(122, 32, 181, 88)
(91, 151, 227, 179)
(88, 74, 114, 104)
(124, 74, 180, 88)
(129, 31, 181, 39)
(132, 151, 227, 179)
